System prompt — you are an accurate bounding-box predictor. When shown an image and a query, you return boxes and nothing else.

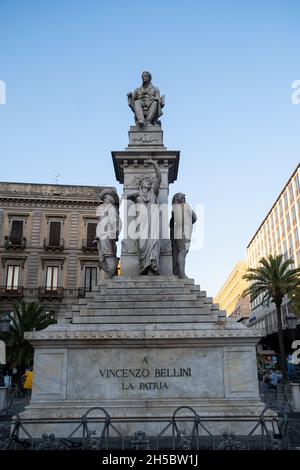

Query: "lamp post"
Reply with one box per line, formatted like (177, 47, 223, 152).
(0, 315, 10, 333)
(0, 315, 10, 387)
(286, 312, 297, 340)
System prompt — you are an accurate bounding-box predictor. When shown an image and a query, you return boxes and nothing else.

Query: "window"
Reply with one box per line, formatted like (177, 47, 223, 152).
(288, 233, 293, 257)
(45, 266, 59, 290)
(295, 173, 300, 195)
(6, 265, 20, 289)
(289, 183, 294, 203)
(295, 227, 300, 248)
(84, 267, 97, 292)
(87, 223, 97, 248)
(284, 191, 289, 210)
(292, 205, 297, 226)
(10, 220, 23, 244)
(278, 199, 283, 219)
(274, 207, 279, 226)
(286, 212, 291, 232)
(49, 222, 61, 247)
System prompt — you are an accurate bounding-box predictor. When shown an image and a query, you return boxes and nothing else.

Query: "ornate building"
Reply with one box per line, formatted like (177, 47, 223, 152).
(0, 182, 114, 319)
(214, 261, 250, 322)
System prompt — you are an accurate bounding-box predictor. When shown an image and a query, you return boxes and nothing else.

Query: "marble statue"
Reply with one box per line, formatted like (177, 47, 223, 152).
(170, 192, 197, 279)
(127, 71, 164, 127)
(126, 159, 162, 275)
(96, 188, 120, 278)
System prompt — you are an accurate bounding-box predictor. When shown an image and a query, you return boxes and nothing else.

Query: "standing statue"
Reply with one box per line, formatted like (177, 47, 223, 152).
(95, 188, 120, 278)
(170, 193, 197, 279)
(126, 159, 162, 275)
(127, 71, 165, 127)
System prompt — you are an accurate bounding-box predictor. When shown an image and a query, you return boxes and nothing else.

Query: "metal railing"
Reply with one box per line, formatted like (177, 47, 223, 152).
(0, 286, 24, 299)
(43, 238, 64, 251)
(4, 236, 26, 250)
(37, 287, 64, 301)
(1, 405, 299, 451)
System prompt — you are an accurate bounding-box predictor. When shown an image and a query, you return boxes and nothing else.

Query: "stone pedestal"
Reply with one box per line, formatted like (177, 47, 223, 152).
(112, 141, 179, 277)
(20, 277, 265, 437)
(291, 383, 300, 411)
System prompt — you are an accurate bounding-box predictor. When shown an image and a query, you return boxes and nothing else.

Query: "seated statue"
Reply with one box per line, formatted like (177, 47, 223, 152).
(127, 71, 165, 127)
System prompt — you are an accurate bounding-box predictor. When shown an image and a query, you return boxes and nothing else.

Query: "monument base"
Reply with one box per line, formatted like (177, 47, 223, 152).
(20, 277, 266, 438)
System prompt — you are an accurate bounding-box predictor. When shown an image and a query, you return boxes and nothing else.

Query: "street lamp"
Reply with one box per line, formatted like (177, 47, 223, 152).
(0, 315, 10, 332)
(286, 312, 297, 341)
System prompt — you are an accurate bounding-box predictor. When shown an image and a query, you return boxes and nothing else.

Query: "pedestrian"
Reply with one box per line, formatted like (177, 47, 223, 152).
(269, 368, 279, 400)
(22, 368, 33, 396)
(4, 373, 11, 388)
(262, 371, 269, 399)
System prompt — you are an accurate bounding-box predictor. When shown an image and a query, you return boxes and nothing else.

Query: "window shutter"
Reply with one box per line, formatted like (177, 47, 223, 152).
(11, 220, 23, 244)
(49, 222, 61, 246)
(87, 223, 97, 247)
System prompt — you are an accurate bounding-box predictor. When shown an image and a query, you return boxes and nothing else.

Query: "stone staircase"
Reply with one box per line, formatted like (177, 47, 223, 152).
(70, 276, 226, 328)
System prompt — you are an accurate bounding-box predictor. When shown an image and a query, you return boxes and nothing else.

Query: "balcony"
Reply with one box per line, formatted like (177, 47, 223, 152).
(38, 287, 64, 301)
(44, 238, 64, 252)
(4, 236, 26, 250)
(82, 239, 97, 252)
(0, 286, 24, 300)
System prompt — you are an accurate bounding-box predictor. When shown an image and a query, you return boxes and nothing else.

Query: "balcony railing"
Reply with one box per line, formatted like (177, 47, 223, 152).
(38, 287, 64, 301)
(0, 286, 24, 299)
(4, 236, 26, 250)
(44, 238, 64, 251)
(82, 239, 97, 252)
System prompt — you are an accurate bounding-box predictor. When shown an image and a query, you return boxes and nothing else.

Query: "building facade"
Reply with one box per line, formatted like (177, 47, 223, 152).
(247, 164, 300, 333)
(0, 182, 113, 320)
(214, 261, 250, 322)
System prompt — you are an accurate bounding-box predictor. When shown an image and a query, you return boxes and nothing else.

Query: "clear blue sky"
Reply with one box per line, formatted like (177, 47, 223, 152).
(0, 0, 299, 297)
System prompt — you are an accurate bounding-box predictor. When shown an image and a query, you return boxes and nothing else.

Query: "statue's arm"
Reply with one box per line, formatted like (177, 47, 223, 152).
(153, 86, 160, 99)
(192, 210, 197, 224)
(123, 191, 139, 201)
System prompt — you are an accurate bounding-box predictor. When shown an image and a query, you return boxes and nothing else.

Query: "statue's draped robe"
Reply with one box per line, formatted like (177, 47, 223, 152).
(96, 203, 119, 270)
(135, 179, 161, 274)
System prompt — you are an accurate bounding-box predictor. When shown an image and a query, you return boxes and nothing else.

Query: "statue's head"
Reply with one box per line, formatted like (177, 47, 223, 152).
(172, 192, 186, 204)
(140, 178, 152, 193)
(99, 188, 119, 207)
(141, 71, 152, 84)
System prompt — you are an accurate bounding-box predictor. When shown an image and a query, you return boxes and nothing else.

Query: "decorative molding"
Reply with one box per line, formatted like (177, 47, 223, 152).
(1, 254, 27, 268)
(79, 257, 99, 269)
(7, 212, 30, 223)
(0, 197, 100, 209)
(25, 328, 264, 341)
(40, 256, 66, 269)
(45, 214, 67, 225)
(82, 215, 98, 226)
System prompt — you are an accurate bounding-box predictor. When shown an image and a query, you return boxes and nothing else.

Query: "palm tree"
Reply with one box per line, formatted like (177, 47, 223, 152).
(0, 302, 56, 370)
(243, 254, 300, 382)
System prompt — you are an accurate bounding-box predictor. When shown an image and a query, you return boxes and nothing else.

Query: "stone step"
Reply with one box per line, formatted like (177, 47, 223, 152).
(95, 280, 194, 289)
(84, 300, 212, 310)
(77, 307, 214, 316)
(89, 293, 199, 302)
(72, 314, 219, 324)
(95, 286, 194, 296)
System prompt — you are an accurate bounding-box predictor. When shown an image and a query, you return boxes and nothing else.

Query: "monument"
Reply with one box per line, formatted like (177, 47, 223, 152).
(20, 72, 265, 437)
